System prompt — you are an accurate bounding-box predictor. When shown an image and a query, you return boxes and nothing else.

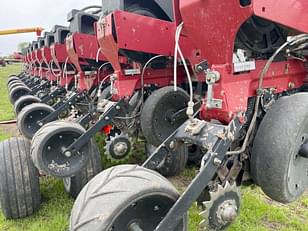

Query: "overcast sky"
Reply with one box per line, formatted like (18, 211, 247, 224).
(0, 0, 101, 56)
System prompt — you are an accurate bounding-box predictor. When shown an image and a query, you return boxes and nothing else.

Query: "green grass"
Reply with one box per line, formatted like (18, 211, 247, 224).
(172, 170, 308, 231)
(0, 65, 308, 231)
(0, 64, 20, 121)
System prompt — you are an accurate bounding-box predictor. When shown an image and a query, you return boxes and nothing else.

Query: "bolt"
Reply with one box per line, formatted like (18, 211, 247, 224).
(196, 65, 203, 72)
(154, 205, 160, 211)
(213, 158, 222, 166)
(116, 106, 120, 110)
(105, 116, 110, 120)
(169, 141, 176, 149)
(221, 205, 237, 222)
(64, 151, 72, 158)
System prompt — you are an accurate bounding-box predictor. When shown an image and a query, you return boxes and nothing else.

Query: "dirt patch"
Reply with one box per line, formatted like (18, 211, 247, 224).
(262, 220, 282, 230)
(169, 175, 191, 190)
(0, 123, 19, 137)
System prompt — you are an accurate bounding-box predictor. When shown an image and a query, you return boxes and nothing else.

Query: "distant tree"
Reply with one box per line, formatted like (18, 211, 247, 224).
(17, 42, 30, 52)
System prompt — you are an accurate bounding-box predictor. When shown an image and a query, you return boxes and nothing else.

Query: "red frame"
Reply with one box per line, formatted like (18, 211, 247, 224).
(66, 32, 110, 91)
(41, 47, 57, 82)
(96, 10, 188, 99)
(179, 0, 308, 122)
(50, 43, 75, 88)
(97, 0, 308, 122)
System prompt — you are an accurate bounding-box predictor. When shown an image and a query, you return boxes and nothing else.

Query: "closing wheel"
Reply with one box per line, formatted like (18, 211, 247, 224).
(252, 93, 308, 203)
(0, 137, 41, 219)
(14, 95, 41, 114)
(9, 85, 31, 104)
(63, 140, 102, 199)
(70, 165, 187, 231)
(200, 183, 241, 230)
(17, 103, 55, 139)
(31, 121, 91, 178)
(105, 132, 132, 162)
(141, 86, 189, 147)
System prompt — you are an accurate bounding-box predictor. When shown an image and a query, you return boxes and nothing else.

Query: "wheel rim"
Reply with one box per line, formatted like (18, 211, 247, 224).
(287, 121, 308, 198)
(108, 194, 185, 231)
(106, 134, 132, 161)
(152, 94, 188, 145)
(23, 109, 51, 137)
(11, 89, 30, 103)
(41, 130, 90, 177)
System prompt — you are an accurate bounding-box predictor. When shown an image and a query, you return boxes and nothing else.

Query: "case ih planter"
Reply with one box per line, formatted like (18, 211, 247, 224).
(0, 1, 308, 230)
(69, 1, 308, 231)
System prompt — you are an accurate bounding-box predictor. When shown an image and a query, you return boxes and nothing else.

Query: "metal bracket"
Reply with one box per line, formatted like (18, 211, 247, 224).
(206, 70, 223, 109)
(170, 101, 202, 124)
(41, 87, 65, 104)
(38, 92, 83, 125)
(141, 117, 241, 231)
(154, 118, 241, 231)
(63, 100, 126, 155)
(30, 81, 49, 95)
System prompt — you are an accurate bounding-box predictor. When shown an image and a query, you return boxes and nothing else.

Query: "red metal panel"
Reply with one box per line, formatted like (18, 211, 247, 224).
(200, 60, 307, 123)
(113, 67, 186, 99)
(97, 13, 121, 71)
(41, 47, 52, 64)
(73, 33, 105, 61)
(114, 10, 176, 56)
(66, 35, 82, 73)
(253, 0, 308, 33)
(180, 0, 253, 65)
(51, 43, 70, 63)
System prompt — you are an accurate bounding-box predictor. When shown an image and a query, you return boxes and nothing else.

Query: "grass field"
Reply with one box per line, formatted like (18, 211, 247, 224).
(0, 64, 307, 231)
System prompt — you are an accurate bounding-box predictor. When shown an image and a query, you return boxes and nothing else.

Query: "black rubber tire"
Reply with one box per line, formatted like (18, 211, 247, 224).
(187, 145, 204, 165)
(141, 86, 189, 147)
(70, 165, 187, 231)
(145, 141, 188, 177)
(14, 95, 41, 115)
(7, 76, 20, 86)
(9, 82, 26, 93)
(0, 137, 41, 219)
(17, 103, 55, 140)
(7, 77, 22, 85)
(63, 140, 102, 199)
(31, 121, 91, 178)
(251, 93, 308, 203)
(9, 85, 31, 104)
(158, 142, 188, 177)
(8, 80, 24, 89)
